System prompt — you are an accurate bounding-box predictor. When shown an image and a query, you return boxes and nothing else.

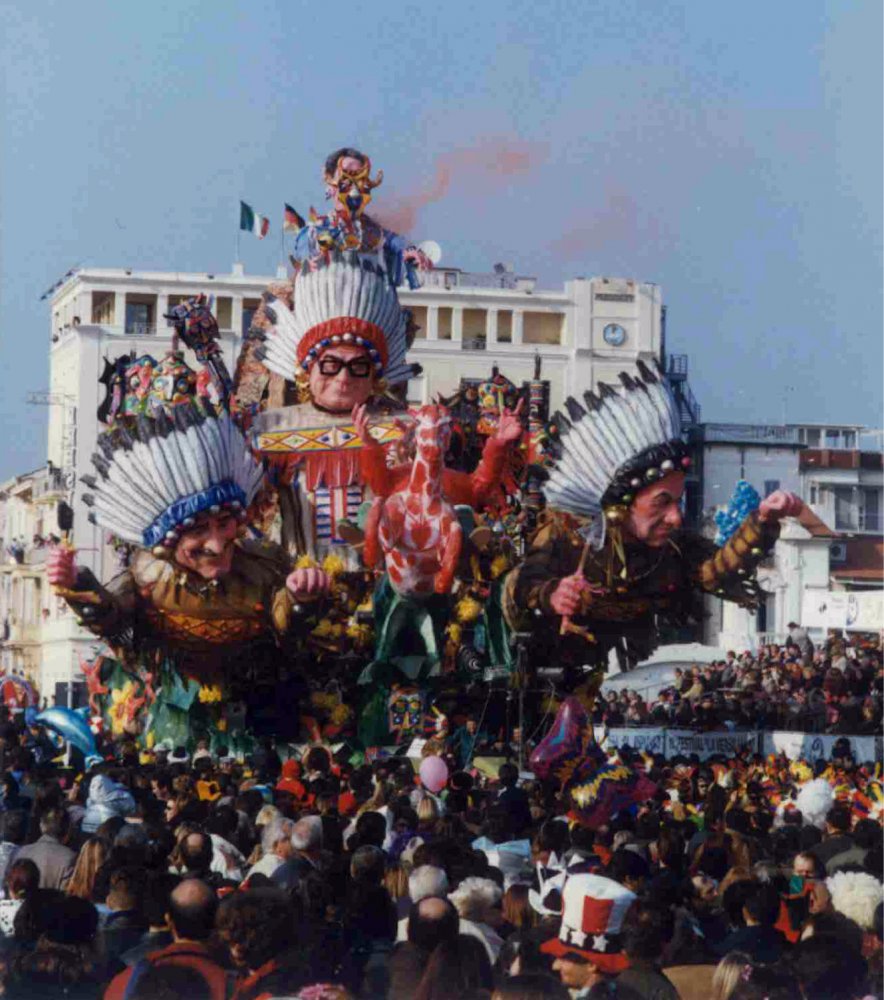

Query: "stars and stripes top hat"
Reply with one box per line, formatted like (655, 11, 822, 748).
(540, 873, 635, 973)
(81, 401, 264, 552)
(256, 248, 419, 388)
(542, 360, 690, 549)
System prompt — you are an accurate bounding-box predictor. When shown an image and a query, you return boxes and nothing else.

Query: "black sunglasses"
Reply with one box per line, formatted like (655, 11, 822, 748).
(317, 355, 373, 378)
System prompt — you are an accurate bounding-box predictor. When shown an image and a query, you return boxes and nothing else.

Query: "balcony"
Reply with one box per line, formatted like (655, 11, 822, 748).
(31, 468, 67, 502)
(462, 337, 487, 351)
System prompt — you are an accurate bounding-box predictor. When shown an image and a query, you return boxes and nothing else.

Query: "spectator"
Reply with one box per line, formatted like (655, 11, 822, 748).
(810, 804, 855, 866)
(216, 887, 307, 999)
(3, 894, 101, 999)
(617, 900, 679, 999)
(0, 858, 39, 936)
(245, 816, 295, 884)
(501, 883, 537, 933)
(397, 866, 450, 941)
(408, 896, 460, 955)
(99, 866, 148, 967)
(104, 878, 227, 1000)
(496, 762, 532, 836)
(15, 806, 76, 889)
(448, 876, 505, 964)
(413, 935, 494, 1000)
(0, 811, 26, 891)
(66, 837, 109, 902)
(118, 872, 179, 966)
(714, 882, 786, 963)
(81, 775, 136, 834)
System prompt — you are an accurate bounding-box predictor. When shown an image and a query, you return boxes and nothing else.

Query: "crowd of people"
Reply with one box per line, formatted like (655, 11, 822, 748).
(0, 701, 876, 999)
(596, 633, 883, 735)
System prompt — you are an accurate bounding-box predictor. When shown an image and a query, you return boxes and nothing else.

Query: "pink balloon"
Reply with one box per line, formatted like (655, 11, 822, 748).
(419, 755, 449, 793)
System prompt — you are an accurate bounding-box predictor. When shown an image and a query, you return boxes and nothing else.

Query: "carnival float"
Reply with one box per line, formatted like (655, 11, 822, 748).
(43, 145, 806, 826)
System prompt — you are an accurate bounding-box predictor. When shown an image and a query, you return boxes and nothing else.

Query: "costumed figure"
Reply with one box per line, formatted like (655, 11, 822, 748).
(287, 147, 431, 287)
(46, 396, 327, 752)
(504, 360, 804, 701)
(530, 696, 656, 829)
(252, 247, 421, 560)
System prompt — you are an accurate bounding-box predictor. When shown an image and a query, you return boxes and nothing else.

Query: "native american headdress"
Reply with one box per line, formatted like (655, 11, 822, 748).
(256, 249, 417, 387)
(81, 401, 263, 552)
(542, 360, 690, 548)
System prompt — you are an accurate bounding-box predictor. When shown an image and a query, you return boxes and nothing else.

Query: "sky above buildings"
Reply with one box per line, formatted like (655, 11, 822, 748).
(0, 0, 881, 480)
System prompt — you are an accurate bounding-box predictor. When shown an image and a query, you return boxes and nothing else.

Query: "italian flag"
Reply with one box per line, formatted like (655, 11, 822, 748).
(240, 201, 270, 239)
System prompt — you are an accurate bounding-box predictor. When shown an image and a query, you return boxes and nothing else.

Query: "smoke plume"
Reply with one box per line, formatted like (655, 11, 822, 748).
(373, 136, 546, 235)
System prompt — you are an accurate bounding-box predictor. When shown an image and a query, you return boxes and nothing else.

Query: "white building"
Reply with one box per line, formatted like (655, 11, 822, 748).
(0, 466, 73, 696)
(34, 263, 668, 701)
(699, 424, 883, 651)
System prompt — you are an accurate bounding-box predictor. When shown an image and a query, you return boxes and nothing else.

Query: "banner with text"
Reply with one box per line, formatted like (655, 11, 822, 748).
(760, 730, 880, 762)
(594, 726, 666, 755)
(664, 729, 759, 760)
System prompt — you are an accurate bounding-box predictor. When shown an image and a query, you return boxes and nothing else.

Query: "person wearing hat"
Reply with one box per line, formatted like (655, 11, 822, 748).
(504, 362, 803, 703)
(45, 310, 331, 744)
(542, 873, 636, 993)
(247, 149, 426, 562)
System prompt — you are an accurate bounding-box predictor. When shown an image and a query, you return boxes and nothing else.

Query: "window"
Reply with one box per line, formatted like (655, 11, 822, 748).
(463, 308, 486, 342)
(242, 299, 261, 338)
(215, 297, 232, 330)
(843, 431, 856, 448)
(91, 291, 115, 325)
(806, 428, 821, 447)
(408, 306, 427, 340)
(861, 489, 880, 532)
(436, 307, 453, 340)
(833, 486, 858, 531)
(763, 479, 780, 496)
(125, 302, 152, 335)
(809, 483, 818, 504)
(497, 311, 513, 343)
(523, 312, 563, 345)
(825, 429, 839, 447)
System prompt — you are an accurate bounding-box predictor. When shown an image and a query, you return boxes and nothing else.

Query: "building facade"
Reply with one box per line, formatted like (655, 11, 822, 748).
(697, 423, 884, 651)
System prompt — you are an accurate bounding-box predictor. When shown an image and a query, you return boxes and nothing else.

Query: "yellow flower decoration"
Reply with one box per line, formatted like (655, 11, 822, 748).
(331, 704, 351, 725)
(447, 623, 463, 645)
(346, 622, 373, 648)
(198, 685, 223, 704)
(321, 554, 346, 579)
(455, 596, 483, 624)
(295, 555, 319, 570)
(217, 719, 227, 732)
(490, 554, 511, 579)
(109, 681, 137, 737)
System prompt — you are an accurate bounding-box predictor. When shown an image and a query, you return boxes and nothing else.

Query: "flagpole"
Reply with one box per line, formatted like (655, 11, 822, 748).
(280, 209, 285, 269)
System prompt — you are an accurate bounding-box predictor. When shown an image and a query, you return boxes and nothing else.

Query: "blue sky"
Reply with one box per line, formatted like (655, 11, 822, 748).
(1, 0, 880, 479)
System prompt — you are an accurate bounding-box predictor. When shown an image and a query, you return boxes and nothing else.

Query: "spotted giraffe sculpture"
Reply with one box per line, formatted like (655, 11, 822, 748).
(363, 404, 463, 596)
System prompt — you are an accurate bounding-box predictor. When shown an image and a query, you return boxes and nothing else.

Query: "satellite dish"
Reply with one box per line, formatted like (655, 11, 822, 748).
(418, 240, 443, 265)
(493, 262, 506, 274)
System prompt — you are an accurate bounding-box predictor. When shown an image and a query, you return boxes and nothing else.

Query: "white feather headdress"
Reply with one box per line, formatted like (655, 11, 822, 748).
(81, 401, 264, 550)
(257, 249, 418, 387)
(543, 360, 687, 548)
